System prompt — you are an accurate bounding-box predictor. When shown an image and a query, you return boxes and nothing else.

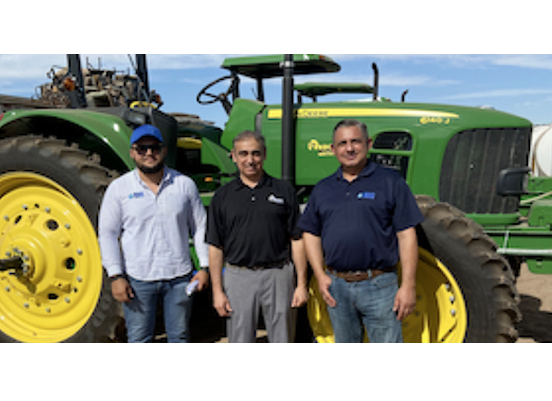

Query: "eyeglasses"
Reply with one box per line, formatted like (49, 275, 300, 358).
(131, 144, 164, 155)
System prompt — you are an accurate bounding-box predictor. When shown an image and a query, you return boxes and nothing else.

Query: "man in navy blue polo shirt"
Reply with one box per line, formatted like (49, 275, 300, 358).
(298, 119, 423, 343)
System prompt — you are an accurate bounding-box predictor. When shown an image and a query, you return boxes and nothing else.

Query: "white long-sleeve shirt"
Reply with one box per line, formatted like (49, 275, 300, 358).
(98, 167, 209, 281)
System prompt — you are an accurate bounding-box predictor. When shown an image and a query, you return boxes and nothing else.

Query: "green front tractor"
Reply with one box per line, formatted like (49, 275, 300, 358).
(0, 54, 547, 343)
(195, 54, 538, 343)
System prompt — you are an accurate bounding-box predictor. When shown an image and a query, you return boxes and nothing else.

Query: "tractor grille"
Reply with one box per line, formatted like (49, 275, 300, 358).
(439, 127, 531, 214)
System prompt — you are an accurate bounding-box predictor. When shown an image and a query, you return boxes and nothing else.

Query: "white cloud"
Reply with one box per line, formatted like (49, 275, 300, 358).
(434, 54, 552, 70)
(0, 55, 64, 79)
(490, 55, 552, 70)
(292, 71, 458, 88)
(381, 73, 458, 88)
(67, 54, 232, 71)
(330, 54, 552, 71)
(443, 88, 552, 100)
(145, 55, 234, 70)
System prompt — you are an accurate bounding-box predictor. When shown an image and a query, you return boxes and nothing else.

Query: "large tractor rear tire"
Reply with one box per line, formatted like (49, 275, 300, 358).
(307, 196, 521, 343)
(0, 135, 123, 342)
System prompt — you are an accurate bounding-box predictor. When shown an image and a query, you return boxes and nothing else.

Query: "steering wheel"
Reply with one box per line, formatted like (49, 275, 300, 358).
(196, 75, 237, 114)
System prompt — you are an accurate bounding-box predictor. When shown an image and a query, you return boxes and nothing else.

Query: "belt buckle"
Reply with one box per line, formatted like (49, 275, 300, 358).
(343, 270, 369, 282)
(352, 271, 366, 280)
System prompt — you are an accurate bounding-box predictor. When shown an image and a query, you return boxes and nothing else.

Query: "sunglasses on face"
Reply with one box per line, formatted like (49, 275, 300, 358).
(131, 144, 164, 155)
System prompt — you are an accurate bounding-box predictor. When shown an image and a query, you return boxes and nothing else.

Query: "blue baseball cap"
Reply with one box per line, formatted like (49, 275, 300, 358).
(130, 124, 164, 145)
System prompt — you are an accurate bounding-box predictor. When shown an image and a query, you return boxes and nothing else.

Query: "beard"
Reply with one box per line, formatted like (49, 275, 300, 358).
(135, 157, 165, 175)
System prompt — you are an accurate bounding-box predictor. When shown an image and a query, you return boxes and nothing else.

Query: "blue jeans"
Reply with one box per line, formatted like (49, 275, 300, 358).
(327, 271, 403, 343)
(123, 274, 193, 343)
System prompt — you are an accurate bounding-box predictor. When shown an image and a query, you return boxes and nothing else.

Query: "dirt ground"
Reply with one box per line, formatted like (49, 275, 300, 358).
(515, 263, 552, 343)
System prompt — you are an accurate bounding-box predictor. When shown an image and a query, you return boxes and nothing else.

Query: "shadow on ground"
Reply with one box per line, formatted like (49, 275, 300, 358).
(154, 288, 313, 343)
(517, 294, 552, 343)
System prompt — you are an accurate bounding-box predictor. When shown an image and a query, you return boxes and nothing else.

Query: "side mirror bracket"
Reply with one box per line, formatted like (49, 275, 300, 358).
(496, 167, 531, 196)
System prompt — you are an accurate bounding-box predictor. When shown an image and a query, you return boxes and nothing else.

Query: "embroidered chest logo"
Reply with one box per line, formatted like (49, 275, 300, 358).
(128, 192, 145, 199)
(357, 191, 376, 200)
(267, 194, 285, 205)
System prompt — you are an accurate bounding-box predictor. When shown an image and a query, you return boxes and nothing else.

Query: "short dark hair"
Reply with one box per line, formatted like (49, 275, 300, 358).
(333, 119, 369, 141)
(233, 130, 266, 150)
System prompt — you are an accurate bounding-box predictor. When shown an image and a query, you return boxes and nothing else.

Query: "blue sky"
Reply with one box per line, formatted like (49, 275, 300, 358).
(2, 54, 552, 129)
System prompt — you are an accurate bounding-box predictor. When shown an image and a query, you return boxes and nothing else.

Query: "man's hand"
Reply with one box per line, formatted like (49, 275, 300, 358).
(317, 273, 336, 308)
(393, 284, 416, 321)
(111, 278, 134, 303)
(395, 226, 418, 321)
(213, 290, 233, 317)
(191, 269, 210, 291)
(302, 232, 335, 308)
(291, 285, 310, 308)
(291, 238, 309, 308)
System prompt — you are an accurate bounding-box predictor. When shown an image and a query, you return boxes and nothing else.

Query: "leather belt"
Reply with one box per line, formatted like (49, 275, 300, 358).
(228, 259, 288, 271)
(327, 267, 393, 282)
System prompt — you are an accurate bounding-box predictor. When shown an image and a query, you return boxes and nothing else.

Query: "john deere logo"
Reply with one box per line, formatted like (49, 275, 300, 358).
(308, 139, 333, 157)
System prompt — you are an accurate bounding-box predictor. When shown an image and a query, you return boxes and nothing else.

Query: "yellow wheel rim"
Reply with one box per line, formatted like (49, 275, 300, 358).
(307, 247, 468, 343)
(0, 172, 102, 342)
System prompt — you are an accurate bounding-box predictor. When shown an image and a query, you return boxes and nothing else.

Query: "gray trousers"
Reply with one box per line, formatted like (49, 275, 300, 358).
(224, 261, 296, 343)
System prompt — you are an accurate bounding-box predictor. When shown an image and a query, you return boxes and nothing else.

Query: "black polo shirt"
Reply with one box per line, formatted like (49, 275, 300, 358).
(298, 162, 423, 272)
(206, 173, 301, 268)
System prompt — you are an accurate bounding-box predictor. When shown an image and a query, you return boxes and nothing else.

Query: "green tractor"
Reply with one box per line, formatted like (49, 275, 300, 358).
(0, 54, 546, 343)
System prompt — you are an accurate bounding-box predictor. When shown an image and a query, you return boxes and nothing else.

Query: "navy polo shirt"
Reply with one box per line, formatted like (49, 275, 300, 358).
(298, 162, 423, 272)
(206, 173, 301, 268)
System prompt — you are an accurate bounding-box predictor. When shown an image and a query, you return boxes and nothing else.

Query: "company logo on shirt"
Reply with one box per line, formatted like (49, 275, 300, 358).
(128, 192, 145, 199)
(267, 194, 285, 205)
(357, 191, 376, 200)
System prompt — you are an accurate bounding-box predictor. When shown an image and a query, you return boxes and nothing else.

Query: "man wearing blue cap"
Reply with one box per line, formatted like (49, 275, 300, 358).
(98, 124, 209, 342)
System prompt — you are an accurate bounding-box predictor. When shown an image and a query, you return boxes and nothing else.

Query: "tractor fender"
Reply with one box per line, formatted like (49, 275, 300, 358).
(200, 136, 236, 176)
(0, 108, 134, 171)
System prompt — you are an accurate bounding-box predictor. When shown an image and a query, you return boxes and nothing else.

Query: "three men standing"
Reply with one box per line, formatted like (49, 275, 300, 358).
(99, 119, 422, 343)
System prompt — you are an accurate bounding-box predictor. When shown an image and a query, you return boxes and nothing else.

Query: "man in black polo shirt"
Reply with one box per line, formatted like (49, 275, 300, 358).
(207, 130, 309, 343)
(298, 119, 423, 343)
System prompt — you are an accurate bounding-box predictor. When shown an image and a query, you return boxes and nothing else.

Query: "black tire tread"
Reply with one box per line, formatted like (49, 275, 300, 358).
(0, 134, 123, 342)
(416, 195, 521, 342)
